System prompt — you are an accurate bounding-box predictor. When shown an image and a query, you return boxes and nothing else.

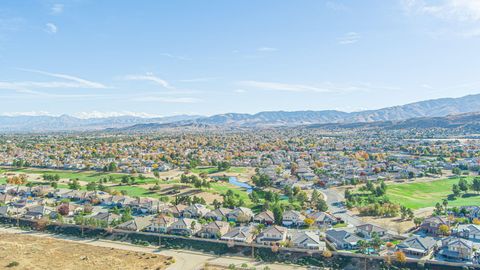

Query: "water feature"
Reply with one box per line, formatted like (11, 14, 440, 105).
(228, 176, 253, 193)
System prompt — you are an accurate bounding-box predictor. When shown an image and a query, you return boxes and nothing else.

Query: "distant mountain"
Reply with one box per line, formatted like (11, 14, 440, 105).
(0, 114, 202, 132)
(2, 93, 480, 132)
(308, 112, 480, 131)
(185, 94, 480, 127)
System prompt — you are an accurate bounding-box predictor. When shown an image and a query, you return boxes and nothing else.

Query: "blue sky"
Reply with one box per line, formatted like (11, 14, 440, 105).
(0, 0, 480, 118)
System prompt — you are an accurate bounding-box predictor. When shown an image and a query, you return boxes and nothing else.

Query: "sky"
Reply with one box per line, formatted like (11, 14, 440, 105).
(0, 0, 480, 118)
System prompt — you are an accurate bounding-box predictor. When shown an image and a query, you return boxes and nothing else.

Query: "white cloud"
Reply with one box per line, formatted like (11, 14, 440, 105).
(0, 69, 108, 92)
(124, 73, 173, 89)
(234, 89, 246, 93)
(240, 81, 331, 93)
(338, 32, 360, 45)
(257, 47, 278, 52)
(325, 1, 349, 11)
(240, 80, 398, 93)
(159, 53, 190, 60)
(51, 4, 64, 15)
(45, 23, 58, 34)
(133, 96, 202, 103)
(403, 0, 480, 22)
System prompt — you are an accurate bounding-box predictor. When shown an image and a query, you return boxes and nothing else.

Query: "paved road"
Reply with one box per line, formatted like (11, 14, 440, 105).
(321, 188, 364, 227)
(0, 227, 306, 270)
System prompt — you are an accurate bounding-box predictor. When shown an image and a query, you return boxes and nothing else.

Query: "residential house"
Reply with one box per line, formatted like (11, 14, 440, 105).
(455, 224, 480, 241)
(90, 212, 121, 225)
(282, 210, 305, 227)
(421, 216, 450, 235)
(356, 223, 387, 239)
(396, 236, 438, 257)
(290, 231, 326, 250)
(221, 226, 254, 243)
(227, 207, 254, 223)
(162, 204, 187, 218)
(116, 216, 153, 231)
(253, 210, 275, 225)
(0, 205, 11, 216)
(145, 215, 176, 233)
(23, 205, 51, 219)
(197, 221, 230, 239)
(308, 211, 338, 227)
(183, 204, 209, 218)
(256, 225, 288, 245)
(438, 237, 474, 261)
(204, 208, 231, 221)
(326, 229, 362, 250)
(168, 218, 201, 236)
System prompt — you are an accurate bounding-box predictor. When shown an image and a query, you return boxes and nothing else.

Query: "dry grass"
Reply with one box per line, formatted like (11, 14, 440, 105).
(0, 233, 172, 270)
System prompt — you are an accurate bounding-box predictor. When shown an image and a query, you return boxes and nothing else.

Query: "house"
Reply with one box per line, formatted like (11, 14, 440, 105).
(282, 210, 305, 227)
(356, 223, 387, 239)
(168, 218, 201, 236)
(116, 216, 152, 231)
(421, 216, 450, 235)
(396, 236, 438, 257)
(23, 205, 51, 219)
(437, 237, 474, 261)
(90, 212, 121, 224)
(253, 210, 275, 225)
(204, 208, 231, 221)
(455, 224, 480, 241)
(145, 215, 176, 233)
(183, 204, 209, 218)
(197, 221, 230, 239)
(221, 226, 254, 243)
(326, 229, 362, 250)
(0, 193, 14, 204)
(256, 225, 288, 245)
(162, 204, 187, 218)
(290, 231, 326, 250)
(128, 198, 165, 214)
(227, 207, 254, 223)
(308, 211, 338, 227)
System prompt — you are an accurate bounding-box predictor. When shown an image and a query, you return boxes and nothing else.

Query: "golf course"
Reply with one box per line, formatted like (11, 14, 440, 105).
(387, 176, 480, 209)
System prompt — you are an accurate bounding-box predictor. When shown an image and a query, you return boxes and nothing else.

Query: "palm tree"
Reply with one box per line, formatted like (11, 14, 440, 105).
(442, 199, 448, 216)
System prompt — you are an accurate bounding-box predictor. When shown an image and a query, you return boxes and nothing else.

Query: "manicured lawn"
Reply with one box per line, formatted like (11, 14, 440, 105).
(111, 185, 161, 198)
(386, 177, 480, 209)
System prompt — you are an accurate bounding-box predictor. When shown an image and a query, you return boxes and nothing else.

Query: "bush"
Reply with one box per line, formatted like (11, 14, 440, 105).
(6, 261, 19, 268)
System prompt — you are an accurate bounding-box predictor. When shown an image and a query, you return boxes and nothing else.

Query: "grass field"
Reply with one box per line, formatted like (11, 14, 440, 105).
(387, 177, 480, 209)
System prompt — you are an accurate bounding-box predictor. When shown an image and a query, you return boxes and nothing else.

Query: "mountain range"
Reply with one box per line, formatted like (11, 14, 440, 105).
(2, 93, 480, 132)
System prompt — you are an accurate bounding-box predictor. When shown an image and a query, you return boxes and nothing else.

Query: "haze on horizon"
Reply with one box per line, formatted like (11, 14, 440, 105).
(1, 0, 480, 118)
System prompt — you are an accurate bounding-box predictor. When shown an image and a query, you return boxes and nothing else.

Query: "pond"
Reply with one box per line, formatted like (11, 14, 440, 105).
(228, 176, 253, 193)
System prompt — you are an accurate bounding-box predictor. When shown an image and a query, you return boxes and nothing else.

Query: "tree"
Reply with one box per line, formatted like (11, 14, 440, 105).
(438, 224, 450, 236)
(472, 177, 480, 194)
(57, 204, 70, 216)
(459, 178, 469, 194)
(395, 251, 407, 263)
(272, 205, 283, 225)
(303, 218, 314, 227)
(86, 181, 97, 192)
(442, 199, 448, 215)
(413, 217, 423, 227)
(452, 184, 461, 198)
(68, 179, 81, 190)
(316, 199, 328, 212)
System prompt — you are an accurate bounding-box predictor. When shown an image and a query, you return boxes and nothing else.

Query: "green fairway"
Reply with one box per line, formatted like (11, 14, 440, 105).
(387, 177, 480, 209)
